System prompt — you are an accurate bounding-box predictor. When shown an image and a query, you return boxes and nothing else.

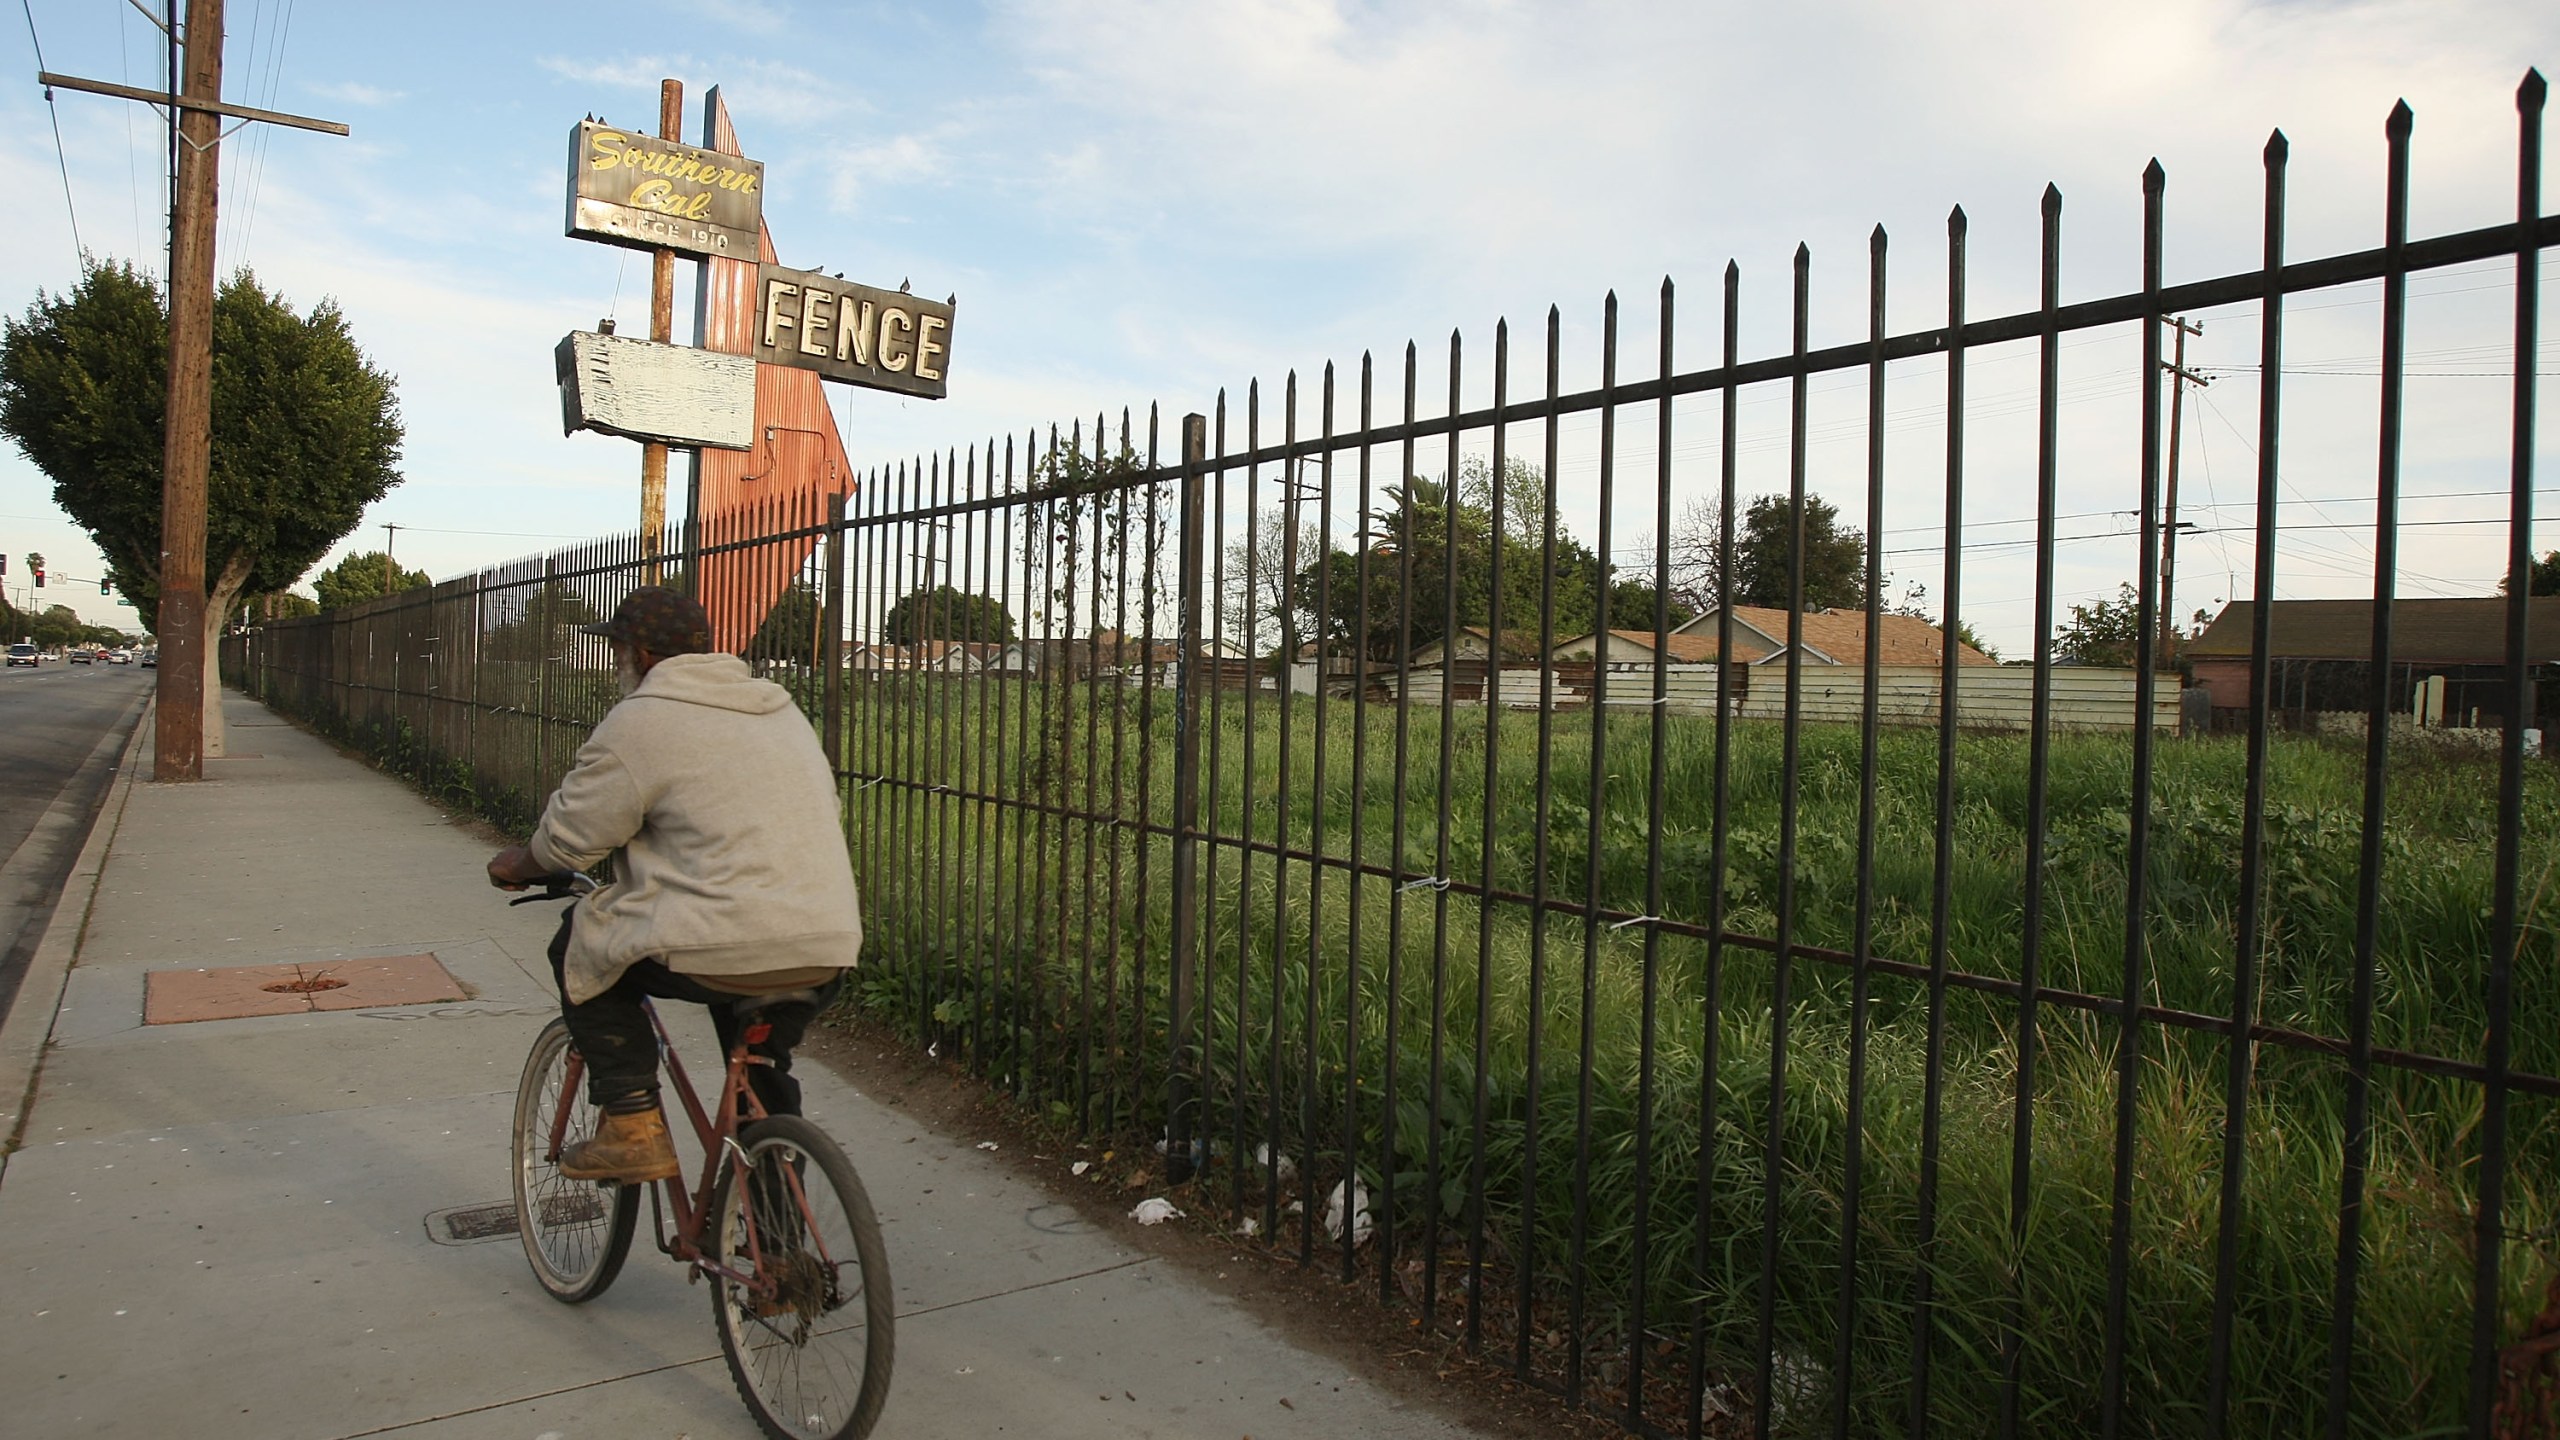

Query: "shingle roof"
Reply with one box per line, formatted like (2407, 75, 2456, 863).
(1718, 606, 1996, 667)
(1568, 628, 1728, 662)
(2186, 597, 2560, 664)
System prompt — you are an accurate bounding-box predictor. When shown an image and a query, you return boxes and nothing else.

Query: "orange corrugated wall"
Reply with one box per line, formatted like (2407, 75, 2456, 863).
(693, 89, 856, 653)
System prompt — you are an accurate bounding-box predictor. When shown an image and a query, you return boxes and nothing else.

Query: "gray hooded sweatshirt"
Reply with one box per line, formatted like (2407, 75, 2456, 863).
(530, 651, 863, 1004)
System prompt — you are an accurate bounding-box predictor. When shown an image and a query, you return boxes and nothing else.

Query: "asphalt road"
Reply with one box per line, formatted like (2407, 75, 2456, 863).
(0, 661, 150, 1022)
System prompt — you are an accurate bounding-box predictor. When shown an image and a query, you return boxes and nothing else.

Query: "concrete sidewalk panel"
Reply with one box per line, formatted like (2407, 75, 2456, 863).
(0, 689, 1501, 1440)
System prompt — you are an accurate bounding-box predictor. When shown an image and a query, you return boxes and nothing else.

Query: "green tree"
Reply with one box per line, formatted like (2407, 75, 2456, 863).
(1300, 457, 1642, 663)
(485, 579, 601, 662)
(313, 550, 430, 611)
(753, 580, 823, 666)
(235, 590, 320, 624)
(1733, 493, 1868, 610)
(2056, 583, 2145, 668)
(0, 259, 404, 756)
(882, 583, 1014, 645)
(2500, 549, 2560, 597)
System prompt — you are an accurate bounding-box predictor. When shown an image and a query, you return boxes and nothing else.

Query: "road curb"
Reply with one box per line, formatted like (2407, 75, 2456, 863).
(0, 694, 152, 1173)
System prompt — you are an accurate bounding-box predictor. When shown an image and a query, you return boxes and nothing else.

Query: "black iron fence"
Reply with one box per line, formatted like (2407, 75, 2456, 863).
(230, 75, 2560, 1439)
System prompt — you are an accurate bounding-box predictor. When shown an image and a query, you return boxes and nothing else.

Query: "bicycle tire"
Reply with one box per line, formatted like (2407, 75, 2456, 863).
(710, 1115, 895, 1440)
(510, 1019, 640, 1303)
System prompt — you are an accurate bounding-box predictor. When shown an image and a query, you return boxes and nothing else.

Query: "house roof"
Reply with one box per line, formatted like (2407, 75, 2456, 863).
(2185, 597, 2560, 664)
(1413, 624, 1545, 662)
(1558, 628, 1727, 663)
(1676, 606, 1994, 666)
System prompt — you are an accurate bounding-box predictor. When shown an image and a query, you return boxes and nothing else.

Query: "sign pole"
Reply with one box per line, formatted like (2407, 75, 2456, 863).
(639, 77, 683, 582)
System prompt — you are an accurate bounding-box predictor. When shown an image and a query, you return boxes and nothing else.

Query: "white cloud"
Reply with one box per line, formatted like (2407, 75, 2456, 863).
(539, 54, 869, 134)
(303, 81, 406, 107)
(824, 132, 950, 211)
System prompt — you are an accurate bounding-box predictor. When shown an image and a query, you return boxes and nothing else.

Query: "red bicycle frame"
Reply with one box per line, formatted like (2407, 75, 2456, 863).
(542, 999, 839, 1301)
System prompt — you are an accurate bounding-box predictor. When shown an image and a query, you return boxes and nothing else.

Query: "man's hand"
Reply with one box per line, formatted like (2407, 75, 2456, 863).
(487, 844, 545, 891)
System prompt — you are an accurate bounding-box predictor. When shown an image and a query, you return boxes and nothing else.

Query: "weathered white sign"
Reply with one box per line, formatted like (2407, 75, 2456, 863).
(750, 262, 953, 400)
(555, 331, 757, 451)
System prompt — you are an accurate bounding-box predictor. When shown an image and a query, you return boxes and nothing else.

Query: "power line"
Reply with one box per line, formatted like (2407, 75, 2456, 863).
(21, 0, 86, 260)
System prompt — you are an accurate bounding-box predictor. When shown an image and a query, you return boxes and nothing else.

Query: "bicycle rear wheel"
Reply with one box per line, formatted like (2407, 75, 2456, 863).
(710, 1115, 895, 1440)
(511, 1018, 639, 1302)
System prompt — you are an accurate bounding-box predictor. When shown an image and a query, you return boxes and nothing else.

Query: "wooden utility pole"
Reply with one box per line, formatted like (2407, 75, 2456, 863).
(2159, 316, 2208, 667)
(640, 78, 683, 580)
(39, 2, 345, 782)
(152, 0, 224, 782)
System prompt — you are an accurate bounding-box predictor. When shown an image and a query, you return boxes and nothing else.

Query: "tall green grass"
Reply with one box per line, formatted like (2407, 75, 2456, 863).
(846, 679, 2560, 1435)
(319, 654, 2554, 1438)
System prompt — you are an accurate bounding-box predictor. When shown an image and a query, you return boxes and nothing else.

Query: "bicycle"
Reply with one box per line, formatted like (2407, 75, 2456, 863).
(506, 874, 894, 1440)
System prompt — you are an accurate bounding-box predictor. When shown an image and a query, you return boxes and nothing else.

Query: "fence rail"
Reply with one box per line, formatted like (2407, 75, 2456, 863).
(231, 73, 2558, 1440)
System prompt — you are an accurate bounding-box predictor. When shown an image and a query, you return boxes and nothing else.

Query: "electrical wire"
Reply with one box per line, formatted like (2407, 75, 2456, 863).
(21, 0, 86, 261)
(234, 0, 294, 256)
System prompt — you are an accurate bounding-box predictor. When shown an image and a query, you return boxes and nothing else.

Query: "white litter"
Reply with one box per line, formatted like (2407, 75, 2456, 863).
(1071, 1161, 1092, 1176)
(1129, 1197, 1185, 1225)
(1253, 1143, 1297, 1185)
(976, 1141, 1000, 1151)
(1235, 1217, 1261, 1237)
(1323, 1179, 1375, 1246)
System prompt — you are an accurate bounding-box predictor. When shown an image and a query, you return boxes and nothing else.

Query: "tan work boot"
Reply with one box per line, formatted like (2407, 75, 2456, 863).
(558, 1106, 681, 1183)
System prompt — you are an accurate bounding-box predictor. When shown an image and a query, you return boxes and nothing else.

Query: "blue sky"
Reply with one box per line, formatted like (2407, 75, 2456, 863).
(2, 0, 2555, 653)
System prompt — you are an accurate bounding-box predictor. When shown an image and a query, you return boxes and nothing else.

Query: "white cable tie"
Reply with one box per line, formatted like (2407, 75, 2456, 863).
(1609, 914, 1661, 931)
(1398, 875, 1450, 893)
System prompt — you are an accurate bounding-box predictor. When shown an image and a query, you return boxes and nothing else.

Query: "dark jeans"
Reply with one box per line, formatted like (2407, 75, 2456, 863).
(547, 912, 841, 1119)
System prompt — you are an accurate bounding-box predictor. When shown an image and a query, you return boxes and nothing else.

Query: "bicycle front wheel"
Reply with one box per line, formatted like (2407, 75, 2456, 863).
(710, 1115, 895, 1440)
(510, 1018, 639, 1302)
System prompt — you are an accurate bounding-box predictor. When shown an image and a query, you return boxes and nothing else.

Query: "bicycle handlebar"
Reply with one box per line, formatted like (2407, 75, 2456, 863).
(507, 872, 600, 905)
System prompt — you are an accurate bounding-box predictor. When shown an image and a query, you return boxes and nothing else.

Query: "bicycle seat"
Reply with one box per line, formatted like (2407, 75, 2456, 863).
(725, 987, 829, 1017)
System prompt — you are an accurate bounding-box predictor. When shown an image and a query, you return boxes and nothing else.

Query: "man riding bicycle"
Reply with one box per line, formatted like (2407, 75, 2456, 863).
(487, 586, 864, 1183)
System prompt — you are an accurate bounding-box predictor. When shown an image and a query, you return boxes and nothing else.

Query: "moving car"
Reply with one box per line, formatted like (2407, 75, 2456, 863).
(68, 648, 90, 664)
(109, 649, 132, 664)
(139, 649, 157, 668)
(6, 643, 36, 668)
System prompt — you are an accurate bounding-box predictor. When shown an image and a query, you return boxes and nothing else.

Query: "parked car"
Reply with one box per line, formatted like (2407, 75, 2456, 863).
(6, 643, 36, 668)
(139, 649, 157, 668)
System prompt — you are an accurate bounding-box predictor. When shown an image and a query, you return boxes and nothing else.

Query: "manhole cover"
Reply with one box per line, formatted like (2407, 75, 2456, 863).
(261, 976, 348, 994)
(442, 1201, 520, 1241)
(430, 1194, 608, 1245)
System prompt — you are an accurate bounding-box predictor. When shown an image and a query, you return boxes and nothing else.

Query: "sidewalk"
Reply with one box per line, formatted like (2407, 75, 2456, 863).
(0, 690, 1480, 1440)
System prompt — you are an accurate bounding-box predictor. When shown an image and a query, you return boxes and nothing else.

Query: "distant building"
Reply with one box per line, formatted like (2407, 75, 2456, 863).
(1665, 605, 1996, 668)
(2185, 596, 2560, 728)
(1546, 628, 1723, 666)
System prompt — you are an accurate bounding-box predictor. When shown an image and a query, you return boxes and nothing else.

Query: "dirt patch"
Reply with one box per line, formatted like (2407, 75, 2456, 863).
(800, 1012, 1626, 1440)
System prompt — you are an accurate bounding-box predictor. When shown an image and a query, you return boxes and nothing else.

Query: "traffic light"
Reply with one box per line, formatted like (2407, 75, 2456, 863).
(30, 559, 43, 588)
(100, 578, 112, 595)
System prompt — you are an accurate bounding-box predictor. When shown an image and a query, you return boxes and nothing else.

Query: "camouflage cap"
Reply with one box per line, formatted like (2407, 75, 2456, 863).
(580, 585, 712, 656)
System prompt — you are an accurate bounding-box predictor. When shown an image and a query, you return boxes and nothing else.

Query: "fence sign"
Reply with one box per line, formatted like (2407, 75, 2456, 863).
(750, 262, 953, 400)
(565, 120, 764, 258)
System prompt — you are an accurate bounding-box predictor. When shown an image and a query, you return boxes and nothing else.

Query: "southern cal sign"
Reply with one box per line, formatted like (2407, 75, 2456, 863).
(752, 262, 954, 400)
(566, 120, 764, 258)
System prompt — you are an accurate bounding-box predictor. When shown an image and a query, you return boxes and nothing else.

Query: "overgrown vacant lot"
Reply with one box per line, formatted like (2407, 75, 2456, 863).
(717, 674, 2560, 1433)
